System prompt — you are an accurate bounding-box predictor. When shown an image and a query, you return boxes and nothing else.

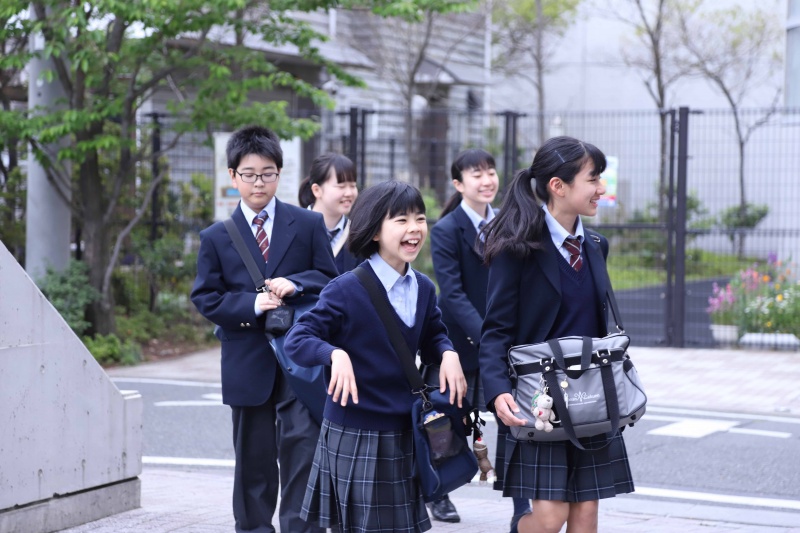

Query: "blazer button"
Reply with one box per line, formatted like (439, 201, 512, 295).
(240, 323, 245, 327)
(246, 322, 251, 327)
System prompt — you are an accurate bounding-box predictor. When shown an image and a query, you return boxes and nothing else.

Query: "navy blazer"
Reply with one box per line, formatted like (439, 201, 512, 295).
(333, 222, 359, 274)
(479, 230, 612, 410)
(430, 205, 494, 372)
(191, 199, 338, 407)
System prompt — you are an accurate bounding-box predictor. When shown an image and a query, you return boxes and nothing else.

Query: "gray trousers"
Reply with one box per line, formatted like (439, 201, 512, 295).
(231, 370, 325, 533)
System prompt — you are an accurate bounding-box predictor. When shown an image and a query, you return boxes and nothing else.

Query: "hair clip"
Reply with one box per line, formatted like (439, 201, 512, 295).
(554, 150, 566, 164)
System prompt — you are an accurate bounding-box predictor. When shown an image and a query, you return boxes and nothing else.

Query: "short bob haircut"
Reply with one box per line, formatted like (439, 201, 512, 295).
(348, 180, 426, 260)
(226, 125, 283, 170)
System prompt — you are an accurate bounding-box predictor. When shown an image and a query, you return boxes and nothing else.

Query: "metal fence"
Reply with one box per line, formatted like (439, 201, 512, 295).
(31, 106, 799, 349)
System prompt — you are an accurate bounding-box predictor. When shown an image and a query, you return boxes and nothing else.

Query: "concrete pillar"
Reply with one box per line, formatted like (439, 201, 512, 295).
(25, 4, 72, 281)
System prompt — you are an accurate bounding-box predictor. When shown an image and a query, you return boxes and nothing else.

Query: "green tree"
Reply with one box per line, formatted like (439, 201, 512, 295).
(0, 0, 448, 336)
(492, 0, 582, 146)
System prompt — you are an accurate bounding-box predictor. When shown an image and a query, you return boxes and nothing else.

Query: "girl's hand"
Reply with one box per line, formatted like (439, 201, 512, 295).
(256, 291, 282, 312)
(329, 349, 358, 406)
(493, 393, 526, 427)
(439, 350, 467, 408)
(267, 277, 296, 299)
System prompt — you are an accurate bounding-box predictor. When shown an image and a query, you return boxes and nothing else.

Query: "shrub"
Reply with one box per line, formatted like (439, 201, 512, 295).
(83, 333, 141, 365)
(39, 260, 99, 337)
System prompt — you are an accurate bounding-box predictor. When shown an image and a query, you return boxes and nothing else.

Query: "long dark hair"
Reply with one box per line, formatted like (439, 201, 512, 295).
(482, 136, 606, 263)
(348, 181, 426, 259)
(298, 153, 357, 208)
(441, 148, 497, 217)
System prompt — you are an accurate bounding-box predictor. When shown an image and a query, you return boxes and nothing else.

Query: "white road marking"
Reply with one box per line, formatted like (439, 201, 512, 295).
(154, 393, 224, 407)
(154, 400, 223, 407)
(112, 377, 221, 388)
(634, 486, 800, 511)
(647, 406, 800, 425)
(728, 428, 792, 438)
(647, 419, 739, 438)
(143, 456, 235, 467)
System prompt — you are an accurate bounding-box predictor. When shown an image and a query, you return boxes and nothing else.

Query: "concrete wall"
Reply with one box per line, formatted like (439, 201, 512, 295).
(0, 240, 142, 532)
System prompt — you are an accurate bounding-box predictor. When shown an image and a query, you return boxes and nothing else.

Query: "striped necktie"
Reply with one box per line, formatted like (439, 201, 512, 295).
(253, 211, 270, 262)
(564, 236, 583, 271)
(328, 228, 341, 242)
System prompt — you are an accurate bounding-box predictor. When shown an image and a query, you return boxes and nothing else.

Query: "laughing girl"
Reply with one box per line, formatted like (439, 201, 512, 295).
(285, 180, 467, 533)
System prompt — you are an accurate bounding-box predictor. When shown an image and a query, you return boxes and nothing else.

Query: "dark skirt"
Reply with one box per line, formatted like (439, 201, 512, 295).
(501, 430, 634, 502)
(301, 420, 432, 533)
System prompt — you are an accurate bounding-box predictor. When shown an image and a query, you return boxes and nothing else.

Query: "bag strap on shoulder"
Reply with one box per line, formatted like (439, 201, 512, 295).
(353, 266, 426, 392)
(223, 218, 267, 293)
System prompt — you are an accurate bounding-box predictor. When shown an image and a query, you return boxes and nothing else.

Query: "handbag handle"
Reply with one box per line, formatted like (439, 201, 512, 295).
(547, 337, 594, 370)
(353, 266, 426, 393)
(543, 358, 621, 452)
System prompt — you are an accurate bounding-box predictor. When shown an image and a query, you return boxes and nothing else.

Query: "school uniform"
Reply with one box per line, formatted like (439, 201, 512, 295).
(479, 206, 634, 503)
(329, 216, 358, 273)
(191, 198, 338, 533)
(284, 256, 454, 533)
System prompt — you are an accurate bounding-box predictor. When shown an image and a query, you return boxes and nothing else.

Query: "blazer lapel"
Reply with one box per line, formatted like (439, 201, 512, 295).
(264, 198, 296, 279)
(455, 207, 482, 259)
(583, 234, 612, 320)
(539, 237, 562, 296)
(231, 205, 268, 276)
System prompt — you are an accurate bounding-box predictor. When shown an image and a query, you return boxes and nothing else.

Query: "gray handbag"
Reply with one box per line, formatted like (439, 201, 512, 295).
(507, 292, 646, 450)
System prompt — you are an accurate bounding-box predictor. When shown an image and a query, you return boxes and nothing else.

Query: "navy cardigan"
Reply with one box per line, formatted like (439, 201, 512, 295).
(284, 262, 454, 431)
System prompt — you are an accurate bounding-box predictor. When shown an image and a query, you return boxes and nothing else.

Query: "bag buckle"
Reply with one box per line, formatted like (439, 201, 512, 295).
(415, 386, 433, 411)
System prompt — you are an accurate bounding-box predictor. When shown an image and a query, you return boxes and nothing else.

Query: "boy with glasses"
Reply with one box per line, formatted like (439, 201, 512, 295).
(192, 125, 337, 533)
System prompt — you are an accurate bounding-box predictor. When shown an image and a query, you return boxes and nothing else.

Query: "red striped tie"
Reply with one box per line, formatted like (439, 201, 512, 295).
(564, 237, 583, 271)
(253, 211, 269, 262)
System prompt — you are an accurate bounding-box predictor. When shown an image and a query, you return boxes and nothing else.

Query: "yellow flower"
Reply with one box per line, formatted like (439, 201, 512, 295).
(777, 294, 783, 302)
(763, 275, 770, 282)
(766, 321, 772, 328)
(776, 283, 781, 290)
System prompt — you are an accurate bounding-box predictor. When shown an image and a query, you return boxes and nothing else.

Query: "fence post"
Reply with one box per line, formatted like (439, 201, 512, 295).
(389, 138, 396, 179)
(665, 109, 677, 346)
(149, 113, 162, 244)
(348, 107, 360, 186)
(501, 111, 515, 189)
(360, 109, 373, 187)
(673, 106, 690, 347)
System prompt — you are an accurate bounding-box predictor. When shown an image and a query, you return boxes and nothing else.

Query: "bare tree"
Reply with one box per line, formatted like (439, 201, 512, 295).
(347, 3, 483, 188)
(606, 0, 695, 220)
(492, 0, 582, 145)
(677, 1, 783, 256)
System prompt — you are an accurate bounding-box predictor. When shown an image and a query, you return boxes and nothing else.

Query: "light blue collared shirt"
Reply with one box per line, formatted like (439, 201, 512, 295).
(542, 204, 585, 262)
(460, 200, 495, 240)
(368, 253, 418, 327)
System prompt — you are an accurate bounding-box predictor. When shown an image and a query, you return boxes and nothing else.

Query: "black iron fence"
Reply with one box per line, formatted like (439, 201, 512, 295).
(10, 106, 797, 350)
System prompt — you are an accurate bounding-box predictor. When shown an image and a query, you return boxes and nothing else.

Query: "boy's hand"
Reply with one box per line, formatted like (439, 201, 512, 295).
(329, 349, 358, 406)
(439, 350, 467, 408)
(493, 393, 526, 427)
(256, 291, 282, 312)
(267, 277, 296, 299)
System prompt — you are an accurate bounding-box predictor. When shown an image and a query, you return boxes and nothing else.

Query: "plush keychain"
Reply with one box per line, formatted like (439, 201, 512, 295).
(531, 390, 556, 432)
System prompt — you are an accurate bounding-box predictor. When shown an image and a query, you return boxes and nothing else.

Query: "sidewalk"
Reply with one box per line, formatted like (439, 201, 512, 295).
(69, 345, 800, 533)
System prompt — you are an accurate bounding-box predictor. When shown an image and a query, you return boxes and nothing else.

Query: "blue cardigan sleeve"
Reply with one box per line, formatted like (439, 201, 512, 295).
(284, 279, 346, 368)
(417, 274, 455, 365)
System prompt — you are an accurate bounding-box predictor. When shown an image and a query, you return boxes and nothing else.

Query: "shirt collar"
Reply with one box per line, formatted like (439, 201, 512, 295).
(332, 215, 347, 232)
(368, 253, 414, 293)
(542, 203, 584, 247)
(460, 199, 495, 231)
(241, 197, 276, 225)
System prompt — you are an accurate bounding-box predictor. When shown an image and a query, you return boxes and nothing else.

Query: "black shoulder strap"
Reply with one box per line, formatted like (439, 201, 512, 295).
(353, 266, 425, 391)
(223, 218, 267, 293)
(606, 288, 625, 333)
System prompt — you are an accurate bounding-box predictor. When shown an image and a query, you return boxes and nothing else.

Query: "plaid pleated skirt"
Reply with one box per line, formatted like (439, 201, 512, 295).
(501, 430, 634, 502)
(301, 420, 432, 533)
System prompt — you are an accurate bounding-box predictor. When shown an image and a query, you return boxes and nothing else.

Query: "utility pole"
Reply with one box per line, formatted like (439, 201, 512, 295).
(25, 4, 71, 281)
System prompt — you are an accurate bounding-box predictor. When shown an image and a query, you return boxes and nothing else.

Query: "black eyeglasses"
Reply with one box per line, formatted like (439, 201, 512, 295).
(233, 169, 280, 183)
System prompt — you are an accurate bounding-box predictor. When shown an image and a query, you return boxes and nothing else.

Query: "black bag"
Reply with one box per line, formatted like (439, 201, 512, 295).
(223, 218, 327, 425)
(353, 267, 478, 502)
